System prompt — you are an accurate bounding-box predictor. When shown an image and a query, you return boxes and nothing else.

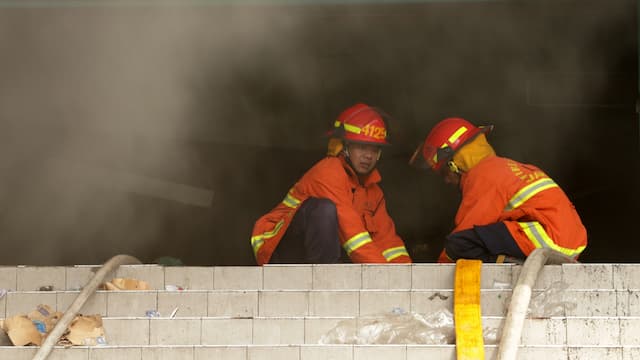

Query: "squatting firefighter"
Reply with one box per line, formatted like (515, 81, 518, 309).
(251, 103, 412, 265)
(410, 117, 587, 263)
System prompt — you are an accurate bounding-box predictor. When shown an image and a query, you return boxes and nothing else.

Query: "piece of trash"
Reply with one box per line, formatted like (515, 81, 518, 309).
(145, 310, 161, 318)
(165, 285, 184, 291)
(528, 281, 576, 318)
(103, 278, 151, 291)
(0, 289, 7, 299)
(65, 315, 105, 346)
(38, 285, 54, 291)
(2, 305, 104, 347)
(169, 307, 179, 318)
(32, 320, 46, 334)
(95, 336, 107, 346)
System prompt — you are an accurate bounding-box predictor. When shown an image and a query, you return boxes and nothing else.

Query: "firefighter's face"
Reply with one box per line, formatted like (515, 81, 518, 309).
(347, 143, 381, 175)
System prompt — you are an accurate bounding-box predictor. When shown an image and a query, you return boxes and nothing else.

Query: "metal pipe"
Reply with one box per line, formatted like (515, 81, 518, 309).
(496, 248, 576, 360)
(32, 254, 142, 360)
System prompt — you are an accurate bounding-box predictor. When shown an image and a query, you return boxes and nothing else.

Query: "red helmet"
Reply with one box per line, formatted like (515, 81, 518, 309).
(330, 103, 391, 146)
(410, 117, 492, 171)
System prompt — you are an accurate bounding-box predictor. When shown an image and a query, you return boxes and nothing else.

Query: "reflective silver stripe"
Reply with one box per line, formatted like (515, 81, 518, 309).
(281, 189, 301, 209)
(505, 178, 558, 211)
(518, 221, 584, 258)
(382, 246, 409, 261)
(251, 219, 285, 256)
(343, 232, 373, 255)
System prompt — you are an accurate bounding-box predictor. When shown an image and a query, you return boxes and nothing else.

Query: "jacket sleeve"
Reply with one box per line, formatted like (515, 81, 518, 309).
(301, 165, 388, 263)
(453, 172, 506, 233)
(370, 197, 412, 263)
(437, 172, 506, 263)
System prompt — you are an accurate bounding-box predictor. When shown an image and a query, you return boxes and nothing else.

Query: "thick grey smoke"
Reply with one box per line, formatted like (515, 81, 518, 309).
(0, 1, 634, 264)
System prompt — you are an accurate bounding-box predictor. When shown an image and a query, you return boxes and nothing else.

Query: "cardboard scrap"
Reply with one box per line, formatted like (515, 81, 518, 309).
(0, 304, 106, 347)
(103, 278, 151, 290)
(2, 315, 42, 346)
(64, 315, 105, 345)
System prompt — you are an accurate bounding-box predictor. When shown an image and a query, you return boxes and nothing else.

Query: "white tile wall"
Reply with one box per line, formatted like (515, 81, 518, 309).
(103, 318, 150, 345)
(563, 264, 613, 290)
(362, 264, 411, 289)
(208, 290, 258, 317)
(253, 318, 305, 345)
(263, 265, 312, 290)
(141, 346, 195, 360)
(0, 267, 17, 290)
(312, 264, 361, 290)
(16, 266, 66, 291)
(202, 318, 252, 345)
(89, 347, 142, 360)
(248, 346, 300, 360)
(107, 291, 157, 317)
(195, 346, 247, 360)
(259, 291, 309, 317)
(57, 291, 107, 316)
(150, 318, 202, 345)
(214, 267, 262, 290)
(354, 345, 406, 360)
(309, 291, 359, 317)
(165, 267, 214, 290)
(567, 318, 620, 346)
(411, 264, 455, 289)
(359, 290, 410, 316)
(301, 345, 353, 360)
(157, 291, 208, 317)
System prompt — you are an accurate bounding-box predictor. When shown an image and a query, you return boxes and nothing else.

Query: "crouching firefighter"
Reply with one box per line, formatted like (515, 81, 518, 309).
(410, 117, 587, 263)
(251, 103, 412, 265)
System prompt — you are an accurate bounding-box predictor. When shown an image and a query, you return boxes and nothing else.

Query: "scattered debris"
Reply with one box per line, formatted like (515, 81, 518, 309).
(102, 278, 150, 290)
(0, 304, 105, 347)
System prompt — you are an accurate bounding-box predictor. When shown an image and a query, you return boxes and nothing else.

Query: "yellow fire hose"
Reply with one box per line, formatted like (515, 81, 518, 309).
(454, 259, 484, 360)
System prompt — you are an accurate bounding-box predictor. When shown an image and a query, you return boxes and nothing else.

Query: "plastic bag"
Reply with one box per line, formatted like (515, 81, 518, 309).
(527, 281, 576, 318)
(320, 308, 457, 345)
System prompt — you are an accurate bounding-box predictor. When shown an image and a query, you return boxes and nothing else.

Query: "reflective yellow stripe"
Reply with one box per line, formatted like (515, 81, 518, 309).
(281, 189, 301, 209)
(504, 178, 558, 211)
(343, 232, 372, 255)
(382, 246, 409, 261)
(333, 120, 341, 128)
(448, 126, 468, 145)
(343, 123, 361, 134)
(519, 221, 585, 258)
(454, 259, 485, 360)
(251, 219, 285, 257)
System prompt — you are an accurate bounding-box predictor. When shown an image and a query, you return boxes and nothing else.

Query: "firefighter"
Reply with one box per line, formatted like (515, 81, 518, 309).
(410, 117, 587, 263)
(251, 103, 412, 265)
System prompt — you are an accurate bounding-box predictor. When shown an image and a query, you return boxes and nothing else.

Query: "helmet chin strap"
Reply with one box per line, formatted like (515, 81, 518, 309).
(447, 160, 460, 174)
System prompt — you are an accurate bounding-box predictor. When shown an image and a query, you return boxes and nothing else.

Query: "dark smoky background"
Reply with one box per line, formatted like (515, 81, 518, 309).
(0, 0, 636, 265)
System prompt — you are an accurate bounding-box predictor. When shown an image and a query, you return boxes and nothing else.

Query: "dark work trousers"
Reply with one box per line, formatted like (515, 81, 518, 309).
(445, 222, 526, 263)
(270, 198, 342, 264)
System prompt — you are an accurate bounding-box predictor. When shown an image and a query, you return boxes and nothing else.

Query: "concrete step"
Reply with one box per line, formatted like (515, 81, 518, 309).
(1, 344, 639, 360)
(0, 263, 635, 292)
(1, 288, 637, 319)
(41, 315, 640, 347)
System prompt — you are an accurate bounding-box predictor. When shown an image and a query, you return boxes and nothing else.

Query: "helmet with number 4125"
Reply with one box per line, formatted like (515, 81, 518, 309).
(329, 103, 391, 146)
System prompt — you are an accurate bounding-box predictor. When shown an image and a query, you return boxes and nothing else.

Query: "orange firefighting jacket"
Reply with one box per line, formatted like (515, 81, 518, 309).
(251, 155, 411, 265)
(438, 155, 587, 262)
